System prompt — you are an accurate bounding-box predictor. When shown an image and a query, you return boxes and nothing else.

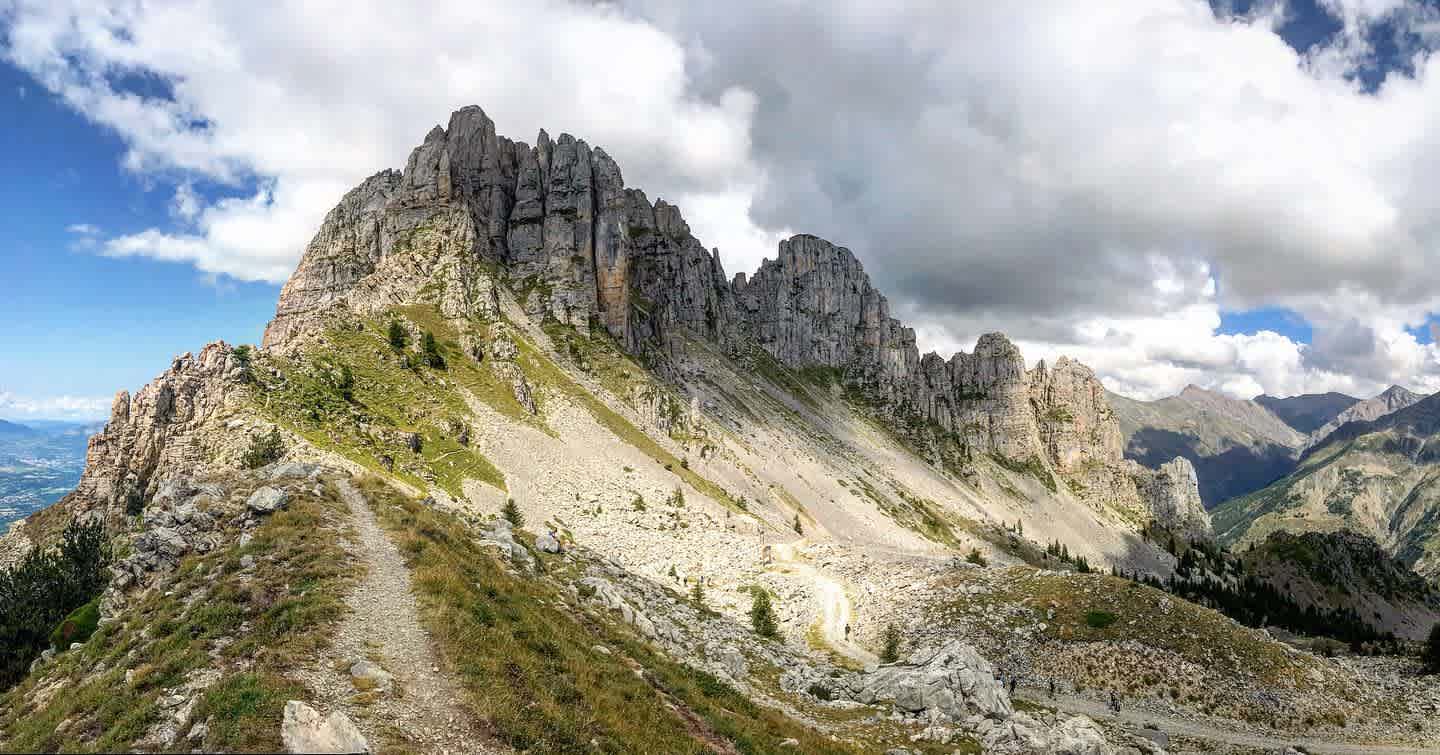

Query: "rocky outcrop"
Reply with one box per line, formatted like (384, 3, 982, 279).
(842, 640, 1011, 721)
(1129, 457, 1211, 539)
(281, 701, 368, 754)
(261, 104, 1199, 532)
(64, 342, 246, 531)
(263, 106, 733, 354)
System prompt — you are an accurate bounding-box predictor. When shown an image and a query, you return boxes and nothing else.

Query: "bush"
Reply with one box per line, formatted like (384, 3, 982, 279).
(422, 331, 445, 368)
(387, 321, 408, 350)
(690, 580, 705, 608)
(242, 428, 284, 469)
(1084, 610, 1118, 629)
(966, 548, 987, 567)
(49, 597, 101, 648)
(880, 623, 902, 663)
(0, 518, 111, 689)
(232, 344, 254, 383)
(1424, 623, 1440, 673)
(502, 499, 524, 528)
(806, 683, 833, 701)
(749, 588, 778, 638)
(336, 365, 355, 402)
(793, 515, 804, 536)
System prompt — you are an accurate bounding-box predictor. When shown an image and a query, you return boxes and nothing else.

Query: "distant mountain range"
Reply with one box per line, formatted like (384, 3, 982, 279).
(1214, 391, 1440, 578)
(1254, 392, 1362, 434)
(1112, 385, 1427, 509)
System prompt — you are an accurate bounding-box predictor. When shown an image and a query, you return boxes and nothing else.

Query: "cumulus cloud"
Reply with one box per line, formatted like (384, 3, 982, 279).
(2, 0, 766, 281)
(0, 390, 110, 421)
(8, 0, 1440, 400)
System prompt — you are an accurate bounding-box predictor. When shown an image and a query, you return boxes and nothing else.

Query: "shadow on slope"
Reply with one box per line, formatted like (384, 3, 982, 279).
(1127, 428, 1297, 508)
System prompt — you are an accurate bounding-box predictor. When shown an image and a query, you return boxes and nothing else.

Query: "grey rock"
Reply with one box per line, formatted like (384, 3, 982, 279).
(536, 531, 562, 554)
(840, 640, 1011, 723)
(349, 660, 393, 693)
(246, 487, 289, 515)
(281, 701, 369, 754)
(1135, 726, 1168, 749)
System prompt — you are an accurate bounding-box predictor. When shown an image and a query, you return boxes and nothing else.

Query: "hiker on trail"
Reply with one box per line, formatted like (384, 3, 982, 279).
(1008, 675, 1017, 696)
(1109, 691, 1117, 714)
(1048, 678, 1056, 699)
(844, 623, 851, 639)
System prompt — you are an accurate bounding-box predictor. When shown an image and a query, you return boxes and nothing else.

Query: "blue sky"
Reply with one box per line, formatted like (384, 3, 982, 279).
(0, 62, 277, 421)
(4, 0, 1440, 416)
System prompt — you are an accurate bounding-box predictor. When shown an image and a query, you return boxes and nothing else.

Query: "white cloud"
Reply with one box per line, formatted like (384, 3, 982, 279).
(2, 0, 765, 283)
(9, 0, 1440, 400)
(65, 223, 98, 235)
(0, 390, 110, 421)
(16, 84, 25, 98)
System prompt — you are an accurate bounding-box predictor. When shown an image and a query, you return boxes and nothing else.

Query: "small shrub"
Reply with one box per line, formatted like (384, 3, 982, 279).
(966, 548, 987, 567)
(232, 344, 254, 383)
(749, 587, 778, 638)
(242, 428, 284, 469)
(632, 494, 646, 512)
(49, 597, 101, 649)
(793, 515, 804, 536)
(422, 331, 445, 368)
(1084, 610, 1118, 629)
(502, 499, 524, 528)
(880, 623, 902, 663)
(690, 580, 705, 608)
(1424, 623, 1440, 673)
(387, 321, 408, 350)
(806, 683, 833, 701)
(336, 365, 355, 402)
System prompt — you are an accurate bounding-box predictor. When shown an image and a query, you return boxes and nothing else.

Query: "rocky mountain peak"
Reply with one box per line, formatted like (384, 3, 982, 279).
(256, 104, 1201, 536)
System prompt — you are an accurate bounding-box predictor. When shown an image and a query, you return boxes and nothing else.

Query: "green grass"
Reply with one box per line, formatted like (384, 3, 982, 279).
(253, 307, 509, 496)
(0, 481, 356, 753)
(359, 477, 858, 754)
(48, 598, 101, 649)
(1084, 610, 1118, 629)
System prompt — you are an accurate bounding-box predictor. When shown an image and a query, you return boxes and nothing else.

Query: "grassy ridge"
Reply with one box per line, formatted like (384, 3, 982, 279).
(0, 481, 356, 753)
(359, 477, 855, 754)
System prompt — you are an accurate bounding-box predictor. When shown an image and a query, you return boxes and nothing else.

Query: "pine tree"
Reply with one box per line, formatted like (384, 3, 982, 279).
(793, 514, 804, 535)
(242, 428, 284, 469)
(422, 331, 445, 368)
(336, 365, 355, 402)
(387, 321, 408, 350)
(502, 498, 524, 528)
(880, 623, 902, 663)
(1424, 623, 1440, 674)
(749, 587, 778, 638)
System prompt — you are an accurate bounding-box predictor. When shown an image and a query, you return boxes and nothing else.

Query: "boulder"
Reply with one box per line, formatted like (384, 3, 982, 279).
(281, 701, 369, 754)
(246, 487, 290, 515)
(349, 660, 393, 693)
(536, 531, 562, 554)
(847, 640, 1011, 722)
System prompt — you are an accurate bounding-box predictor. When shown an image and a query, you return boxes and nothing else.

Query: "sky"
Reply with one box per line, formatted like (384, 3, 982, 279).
(4, 0, 1440, 420)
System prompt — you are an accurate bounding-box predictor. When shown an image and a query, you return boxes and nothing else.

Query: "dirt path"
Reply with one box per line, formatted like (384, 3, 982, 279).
(771, 540, 879, 667)
(298, 479, 498, 754)
(1017, 689, 1440, 755)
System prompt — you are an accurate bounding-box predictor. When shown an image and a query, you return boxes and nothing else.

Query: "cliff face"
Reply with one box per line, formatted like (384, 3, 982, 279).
(65, 343, 247, 529)
(264, 106, 734, 354)
(254, 104, 1200, 535)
